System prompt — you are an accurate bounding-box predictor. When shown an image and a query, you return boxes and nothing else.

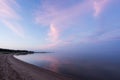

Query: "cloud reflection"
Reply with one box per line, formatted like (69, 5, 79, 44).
(35, 55, 72, 73)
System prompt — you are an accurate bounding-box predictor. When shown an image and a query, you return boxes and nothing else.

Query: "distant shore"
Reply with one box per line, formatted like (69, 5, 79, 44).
(0, 54, 73, 80)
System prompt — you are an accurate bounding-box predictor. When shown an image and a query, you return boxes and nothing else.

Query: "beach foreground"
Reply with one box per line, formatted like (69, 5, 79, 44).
(0, 54, 73, 80)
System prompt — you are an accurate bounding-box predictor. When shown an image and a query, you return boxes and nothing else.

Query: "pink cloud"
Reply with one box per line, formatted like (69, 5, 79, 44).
(35, 0, 112, 49)
(0, 0, 20, 19)
(35, 0, 91, 26)
(93, 0, 109, 17)
(0, 0, 25, 38)
(2, 20, 25, 38)
(48, 24, 59, 42)
(35, 0, 92, 49)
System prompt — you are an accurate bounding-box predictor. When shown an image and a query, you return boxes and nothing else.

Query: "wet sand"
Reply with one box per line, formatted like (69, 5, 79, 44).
(0, 54, 73, 80)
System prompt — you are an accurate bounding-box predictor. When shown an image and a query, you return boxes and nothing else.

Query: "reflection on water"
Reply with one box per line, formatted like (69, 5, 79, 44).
(15, 52, 120, 80)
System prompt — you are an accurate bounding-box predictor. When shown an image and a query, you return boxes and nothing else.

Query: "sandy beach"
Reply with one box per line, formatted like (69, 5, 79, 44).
(0, 54, 73, 80)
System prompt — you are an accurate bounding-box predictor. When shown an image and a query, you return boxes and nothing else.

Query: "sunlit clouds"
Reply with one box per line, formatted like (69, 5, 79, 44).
(35, 0, 92, 49)
(35, 0, 112, 49)
(2, 20, 25, 38)
(0, 0, 25, 38)
(0, 0, 20, 19)
(48, 24, 59, 42)
(0, 0, 119, 50)
(93, 0, 109, 17)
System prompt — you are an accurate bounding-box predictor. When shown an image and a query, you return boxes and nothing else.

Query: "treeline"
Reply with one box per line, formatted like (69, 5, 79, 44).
(0, 48, 34, 55)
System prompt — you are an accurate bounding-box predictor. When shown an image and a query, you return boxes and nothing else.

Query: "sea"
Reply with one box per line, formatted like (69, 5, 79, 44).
(15, 49, 120, 80)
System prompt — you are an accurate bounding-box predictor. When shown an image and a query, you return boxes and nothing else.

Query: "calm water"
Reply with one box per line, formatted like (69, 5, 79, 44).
(15, 51, 120, 80)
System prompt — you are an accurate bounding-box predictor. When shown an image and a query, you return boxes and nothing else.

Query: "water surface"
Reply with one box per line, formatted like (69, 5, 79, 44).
(15, 51, 120, 80)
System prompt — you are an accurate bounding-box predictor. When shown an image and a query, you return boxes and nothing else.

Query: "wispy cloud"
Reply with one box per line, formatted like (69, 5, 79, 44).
(35, 0, 112, 49)
(93, 0, 109, 17)
(48, 24, 59, 42)
(0, 0, 20, 19)
(2, 20, 25, 38)
(0, 0, 25, 38)
(35, 0, 92, 49)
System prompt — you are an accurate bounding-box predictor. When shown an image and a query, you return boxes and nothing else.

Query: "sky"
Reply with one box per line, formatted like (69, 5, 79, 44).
(0, 0, 120, 51)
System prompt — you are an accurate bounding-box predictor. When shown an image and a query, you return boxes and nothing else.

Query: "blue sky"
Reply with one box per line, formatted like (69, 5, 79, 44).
(0, 0, 120, 51)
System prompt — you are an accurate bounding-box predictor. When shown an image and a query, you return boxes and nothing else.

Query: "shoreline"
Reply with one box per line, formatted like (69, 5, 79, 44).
(0, 54, 73, 80)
